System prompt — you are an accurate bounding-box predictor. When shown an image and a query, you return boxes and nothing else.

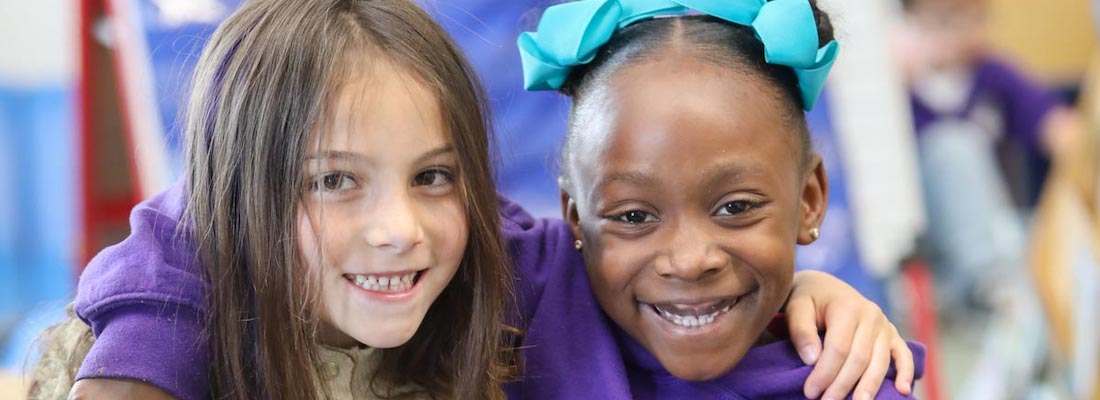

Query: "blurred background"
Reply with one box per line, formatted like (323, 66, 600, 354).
(0, 0, 1098, 399)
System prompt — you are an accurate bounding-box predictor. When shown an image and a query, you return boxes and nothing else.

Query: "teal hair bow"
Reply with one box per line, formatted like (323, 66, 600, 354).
(517, 0, 840, 110)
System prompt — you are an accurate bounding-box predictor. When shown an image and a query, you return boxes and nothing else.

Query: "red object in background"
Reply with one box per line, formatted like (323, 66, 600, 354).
(902, 260, 944, 400)
(77, 0, 144, 270)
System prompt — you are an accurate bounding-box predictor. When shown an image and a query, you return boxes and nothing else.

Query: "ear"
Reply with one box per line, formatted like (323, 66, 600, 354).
(796, 154, 829, 245)
(560, 189, 584, 241)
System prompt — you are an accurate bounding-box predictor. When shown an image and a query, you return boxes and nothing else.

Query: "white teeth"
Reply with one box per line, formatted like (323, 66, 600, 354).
(347, 272, 418, 292)
(653, 302, 735, 328)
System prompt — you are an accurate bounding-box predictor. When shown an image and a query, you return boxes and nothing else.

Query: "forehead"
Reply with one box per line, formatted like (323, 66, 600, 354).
(609, 58, 788, 131)
(320, 59, 448, 151)
(572, 58, 800, 187)
(589, 57, 796, 149)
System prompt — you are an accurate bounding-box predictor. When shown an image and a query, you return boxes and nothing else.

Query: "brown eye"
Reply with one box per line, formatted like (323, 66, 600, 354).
(616, 210, 658, 225)
(716, 200, 759, 216)
(412, 169, 455, 187)
(309, 172, 357, 192)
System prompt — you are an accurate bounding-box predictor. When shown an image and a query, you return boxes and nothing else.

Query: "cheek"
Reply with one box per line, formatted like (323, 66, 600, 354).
(297, 207, 362, 346)
(588, 242, 636, 287)
(735, 218, 798, 305)
(296, 206, 357, 274)
(422, 197, 468, 268)
(297, 210, 323, 274)
(580, 226, 646, 306)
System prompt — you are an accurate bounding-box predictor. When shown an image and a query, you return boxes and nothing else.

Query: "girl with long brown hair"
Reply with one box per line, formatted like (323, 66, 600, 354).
(41, 0, 511, 398)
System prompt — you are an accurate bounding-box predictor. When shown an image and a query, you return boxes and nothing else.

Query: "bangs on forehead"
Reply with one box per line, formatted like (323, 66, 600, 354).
(312, 39, 453, 152)
(313, 46, 374, 151)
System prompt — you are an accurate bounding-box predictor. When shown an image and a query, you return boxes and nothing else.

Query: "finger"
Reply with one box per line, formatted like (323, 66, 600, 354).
(827, 320, 875, 400)
(786, 295, 823, 365)
(852, 333, 892, 400)
(891, 333, 916, 395)
(819, 318, 877, 400)
(803, 307, 858, 399)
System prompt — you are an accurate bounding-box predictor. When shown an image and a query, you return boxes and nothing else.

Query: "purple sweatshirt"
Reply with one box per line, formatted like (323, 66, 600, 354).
(910, 56, 1061, 152)
(76, 181, 924, 399)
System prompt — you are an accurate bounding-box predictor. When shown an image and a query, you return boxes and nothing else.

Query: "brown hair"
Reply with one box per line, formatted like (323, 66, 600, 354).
(558, 0, 835, 188)
(184, 0, 512, 399)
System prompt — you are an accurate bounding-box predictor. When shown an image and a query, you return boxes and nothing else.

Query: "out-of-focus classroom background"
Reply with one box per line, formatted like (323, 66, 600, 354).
(0, 0, 1098, 399)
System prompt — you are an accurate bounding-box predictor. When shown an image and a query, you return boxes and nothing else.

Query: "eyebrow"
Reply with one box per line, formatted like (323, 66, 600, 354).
(591, 161, 765, 196)
(305, 150, 365, 162)
(416, 144, 456, 163)
(305, 144, 455, 163)
(700, 162, 766, 188)
(593, 170, 658, 195)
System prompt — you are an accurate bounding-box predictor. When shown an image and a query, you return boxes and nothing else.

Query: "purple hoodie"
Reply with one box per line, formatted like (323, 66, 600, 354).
(75, 181, 923, 399)
(910, 56, 1061, 151)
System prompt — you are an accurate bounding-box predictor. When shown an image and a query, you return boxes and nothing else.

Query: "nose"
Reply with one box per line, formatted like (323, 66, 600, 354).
(364, 189, 424, 253)
(654, 220, 728, 282)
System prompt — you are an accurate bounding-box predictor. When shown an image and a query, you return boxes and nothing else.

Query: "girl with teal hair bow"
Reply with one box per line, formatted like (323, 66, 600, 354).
(513, 0, 925, 399)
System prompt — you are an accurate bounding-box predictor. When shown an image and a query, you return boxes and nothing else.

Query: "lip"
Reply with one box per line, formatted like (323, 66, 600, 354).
(640, 295, 737, 311)
(637, 292, 748, 337)
(345, 268, 425, 276)
(343, 268, 427, 303)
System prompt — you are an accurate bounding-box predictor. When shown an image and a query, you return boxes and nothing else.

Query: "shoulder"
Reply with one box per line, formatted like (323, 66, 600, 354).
(75, 179, 206, 322)
(497, 195, 585, 320)
(68, 379, 178, 400)
(725, 339, 925, 399)
(70, 180, 211, 400)
(498, 195, 575, 260)
(975, 56, 1022, 77)
(499, 195, 567, 233)
(973, 56, 1050, 97)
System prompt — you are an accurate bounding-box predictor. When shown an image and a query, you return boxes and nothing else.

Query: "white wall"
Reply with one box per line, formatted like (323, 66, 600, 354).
(0, 0, 75, 87)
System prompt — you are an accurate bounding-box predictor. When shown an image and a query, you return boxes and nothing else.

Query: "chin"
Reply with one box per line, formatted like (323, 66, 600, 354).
(347, 320, 420, 348)
(655, 350, 744, 381)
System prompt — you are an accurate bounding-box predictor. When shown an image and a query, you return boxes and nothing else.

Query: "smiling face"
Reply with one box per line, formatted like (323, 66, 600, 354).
(562, 57, 827, 380)
(298, 60, 468, 349)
